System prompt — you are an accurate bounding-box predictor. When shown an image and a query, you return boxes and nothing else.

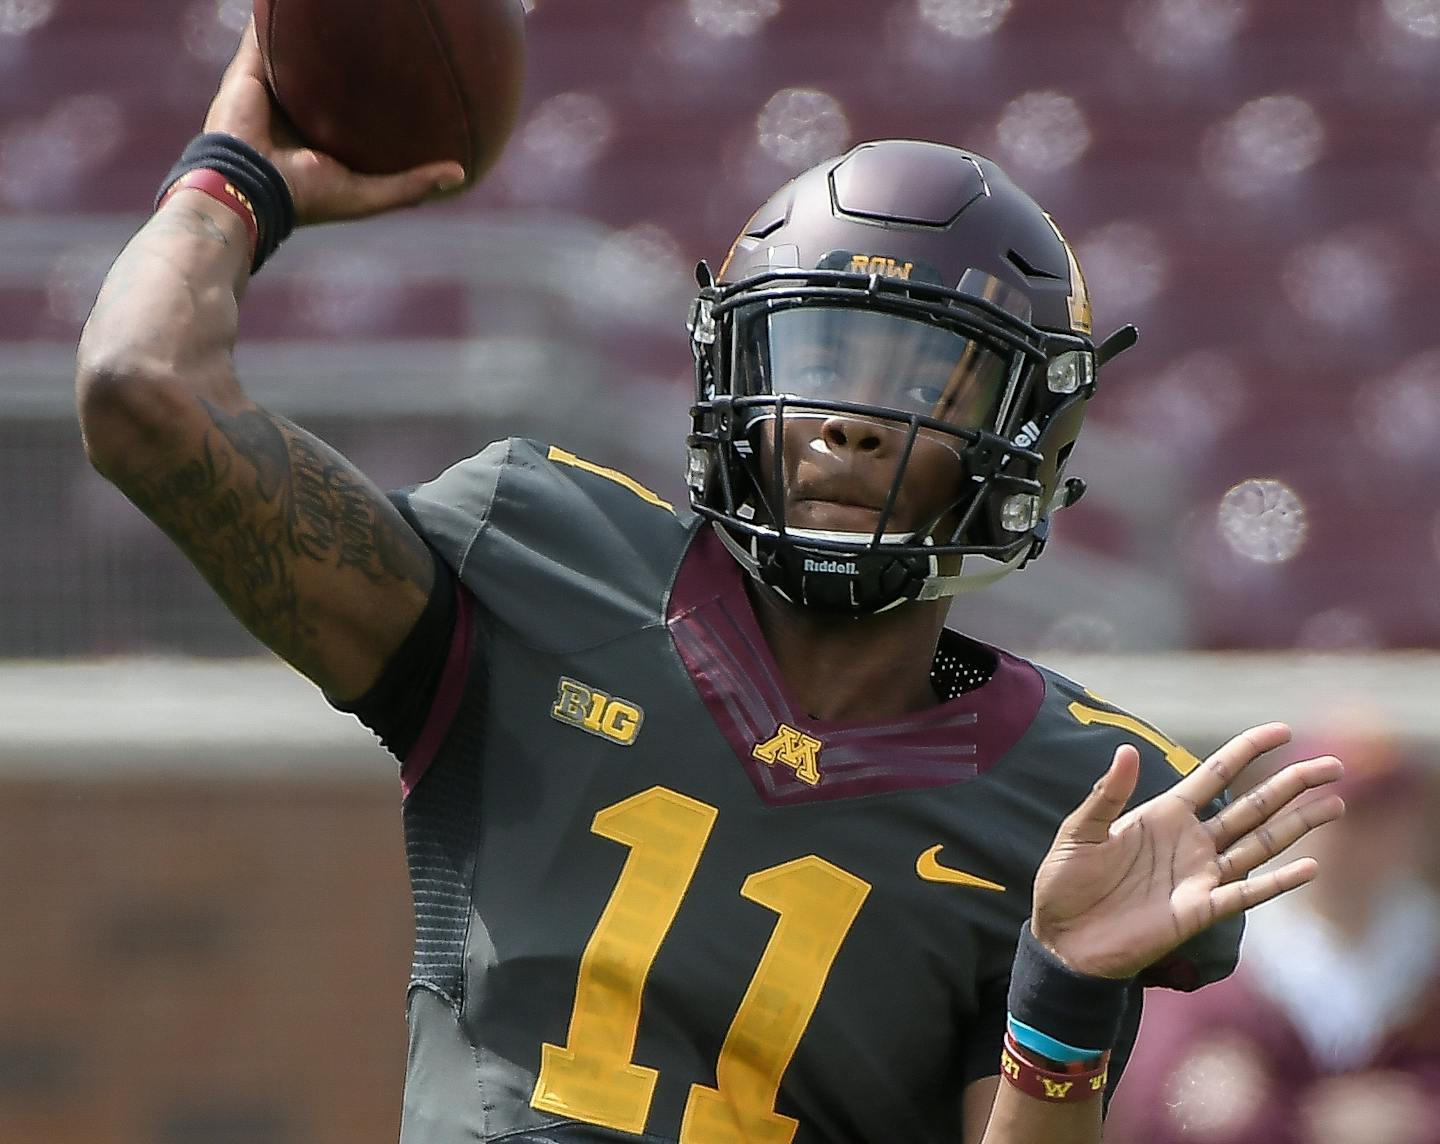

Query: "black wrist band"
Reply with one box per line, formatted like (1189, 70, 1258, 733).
(156, 133, 296, 274)
(1007, 920, 1133, 1054)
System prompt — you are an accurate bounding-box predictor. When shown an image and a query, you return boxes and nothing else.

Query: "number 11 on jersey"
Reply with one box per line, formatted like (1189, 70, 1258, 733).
(532, 787, 871, 1143)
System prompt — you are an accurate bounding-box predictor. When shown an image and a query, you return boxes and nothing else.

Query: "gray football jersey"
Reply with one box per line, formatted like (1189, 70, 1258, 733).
(387, 438, 1241, 1144)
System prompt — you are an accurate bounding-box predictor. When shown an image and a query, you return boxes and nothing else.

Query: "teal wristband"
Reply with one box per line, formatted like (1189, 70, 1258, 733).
(1006, 1015, 1106, 1065)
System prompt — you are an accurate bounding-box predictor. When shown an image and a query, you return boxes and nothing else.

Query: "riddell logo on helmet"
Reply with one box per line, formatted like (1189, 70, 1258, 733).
(804, 558, 859, 575)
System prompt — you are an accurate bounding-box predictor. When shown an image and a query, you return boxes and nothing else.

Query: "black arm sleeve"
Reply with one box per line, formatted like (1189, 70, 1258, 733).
(961, 978, 1012, 1086)
(1105, 986, 1145, 1108)
(329, 550, 458, 762)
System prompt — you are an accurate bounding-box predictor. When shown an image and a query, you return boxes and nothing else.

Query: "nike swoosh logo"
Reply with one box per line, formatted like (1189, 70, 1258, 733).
(916, 845, 1006, 892)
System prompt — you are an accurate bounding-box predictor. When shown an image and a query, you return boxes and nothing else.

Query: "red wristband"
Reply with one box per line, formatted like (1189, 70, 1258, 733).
(156, 168, 260, 264)
(999, 1030, 1109, 1103)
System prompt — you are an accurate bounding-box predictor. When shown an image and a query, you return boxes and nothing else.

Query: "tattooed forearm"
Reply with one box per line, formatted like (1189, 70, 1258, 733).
(122, 399, 431, 678)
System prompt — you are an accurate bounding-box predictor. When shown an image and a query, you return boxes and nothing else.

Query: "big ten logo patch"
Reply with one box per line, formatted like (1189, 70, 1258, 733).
(752, 724, 823, 786)
(847, 254, 914, 280)
(551, 678, 645, 746)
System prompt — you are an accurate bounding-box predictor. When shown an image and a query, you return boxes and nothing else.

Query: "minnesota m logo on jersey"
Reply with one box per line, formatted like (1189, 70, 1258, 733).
(753, 724, 823, 786)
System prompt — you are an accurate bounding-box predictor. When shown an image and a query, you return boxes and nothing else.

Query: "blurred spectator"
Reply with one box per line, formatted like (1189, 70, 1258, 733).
(1107, 726, 1440, 1144)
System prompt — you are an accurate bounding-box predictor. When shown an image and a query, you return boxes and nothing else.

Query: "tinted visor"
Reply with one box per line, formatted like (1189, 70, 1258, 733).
(736, 306, 1015, 432)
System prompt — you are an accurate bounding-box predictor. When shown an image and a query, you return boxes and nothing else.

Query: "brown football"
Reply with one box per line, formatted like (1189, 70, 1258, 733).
(253, 0, 525, 187)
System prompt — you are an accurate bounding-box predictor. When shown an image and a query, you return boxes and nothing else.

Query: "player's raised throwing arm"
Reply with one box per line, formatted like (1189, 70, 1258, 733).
(75, 25, 465, 700)
(964, 723, 1344, 1144)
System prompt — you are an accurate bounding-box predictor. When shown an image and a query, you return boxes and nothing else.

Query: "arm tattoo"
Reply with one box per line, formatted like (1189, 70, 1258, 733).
(150, 205, 233, 247)
(204, 401, 420, 580)
(124, 400, 431, 676)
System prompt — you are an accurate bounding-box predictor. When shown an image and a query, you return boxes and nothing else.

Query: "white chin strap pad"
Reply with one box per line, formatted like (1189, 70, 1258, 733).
(916, 548, 1027, 599)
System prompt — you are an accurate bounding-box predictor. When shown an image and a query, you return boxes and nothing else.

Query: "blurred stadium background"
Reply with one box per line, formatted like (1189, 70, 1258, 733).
(2, 0, 1440, 1140)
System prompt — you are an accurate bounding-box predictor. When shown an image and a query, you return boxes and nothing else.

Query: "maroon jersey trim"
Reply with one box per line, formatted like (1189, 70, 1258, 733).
(402, 583, 476, 798)
(668, 526, 1045, 805)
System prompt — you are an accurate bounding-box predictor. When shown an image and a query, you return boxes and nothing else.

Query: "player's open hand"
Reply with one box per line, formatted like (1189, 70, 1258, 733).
(200, 22, 465, 225)
(1029, 723, 1344, 980)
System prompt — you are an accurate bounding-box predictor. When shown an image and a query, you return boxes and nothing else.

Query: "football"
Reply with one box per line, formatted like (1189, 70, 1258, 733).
(253, 0, 526, 187)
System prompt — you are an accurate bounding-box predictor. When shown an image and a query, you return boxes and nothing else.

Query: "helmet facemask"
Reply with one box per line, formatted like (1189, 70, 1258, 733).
(688, 263, 1096, 614)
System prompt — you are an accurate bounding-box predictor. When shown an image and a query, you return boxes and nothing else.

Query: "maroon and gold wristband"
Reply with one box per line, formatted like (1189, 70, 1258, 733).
(999, 1030, 1110, 1103)
(156, 168, 261, 265)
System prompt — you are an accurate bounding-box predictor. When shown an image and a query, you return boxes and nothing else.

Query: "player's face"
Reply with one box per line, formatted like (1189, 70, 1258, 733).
(741, 306, 1013, 535)
(754, 413, 964, 535)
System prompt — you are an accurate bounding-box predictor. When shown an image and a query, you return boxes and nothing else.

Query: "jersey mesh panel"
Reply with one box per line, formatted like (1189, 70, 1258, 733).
(402, 668, 487, 1000)
(930, 630, 995, 700)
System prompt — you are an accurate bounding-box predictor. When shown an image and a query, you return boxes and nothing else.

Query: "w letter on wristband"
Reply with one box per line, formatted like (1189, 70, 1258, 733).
(1000, 1031, 1109, 1103)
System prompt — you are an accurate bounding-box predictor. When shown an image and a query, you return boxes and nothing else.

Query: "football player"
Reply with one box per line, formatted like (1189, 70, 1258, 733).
(75, 25, 1344, 1144)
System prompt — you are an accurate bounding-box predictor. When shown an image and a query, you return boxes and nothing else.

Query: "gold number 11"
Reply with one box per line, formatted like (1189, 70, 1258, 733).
(531, 786, 871, 1143)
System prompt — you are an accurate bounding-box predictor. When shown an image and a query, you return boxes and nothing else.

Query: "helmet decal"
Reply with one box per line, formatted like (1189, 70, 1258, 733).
(845, 254, 915, 280)
(1042, 211, 1093, 335)
(817, 248, 947, 286)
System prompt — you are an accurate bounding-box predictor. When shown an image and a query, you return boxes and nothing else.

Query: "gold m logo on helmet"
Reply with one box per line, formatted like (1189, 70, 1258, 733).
(1041, 213, 1092, 335)
(847, 254, 914, 280)
(752, 724, 823, 786)
(551, 677, 644, 746)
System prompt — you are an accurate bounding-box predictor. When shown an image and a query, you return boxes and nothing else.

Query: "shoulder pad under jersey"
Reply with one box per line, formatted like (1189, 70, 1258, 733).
(1024, 664, 1244, 992)
(395, 438, 695, 650)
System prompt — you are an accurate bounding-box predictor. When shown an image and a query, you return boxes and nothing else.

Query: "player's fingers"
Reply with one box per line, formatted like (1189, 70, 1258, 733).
(1207, 856, 1320, 922)
(300, 156, 466, 221)
(232, 16, 263, 73)
(1173, 722, 1292, 809)
(354, 161, 466, 211)
(1059, 745, 1141, 845)
(203, 21, 285, 146)
(1214, 793, 1345, 883)
(1205, 754, 1344, 852)
(213, 16, 262, 87)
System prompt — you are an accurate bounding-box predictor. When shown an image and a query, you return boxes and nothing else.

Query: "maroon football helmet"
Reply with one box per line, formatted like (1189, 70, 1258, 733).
(687, 139, 1137, 613)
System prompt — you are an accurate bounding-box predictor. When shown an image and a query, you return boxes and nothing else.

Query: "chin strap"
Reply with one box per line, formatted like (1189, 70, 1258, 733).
(713, 522, 784, 595)
(914, 547, 1028, 600)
